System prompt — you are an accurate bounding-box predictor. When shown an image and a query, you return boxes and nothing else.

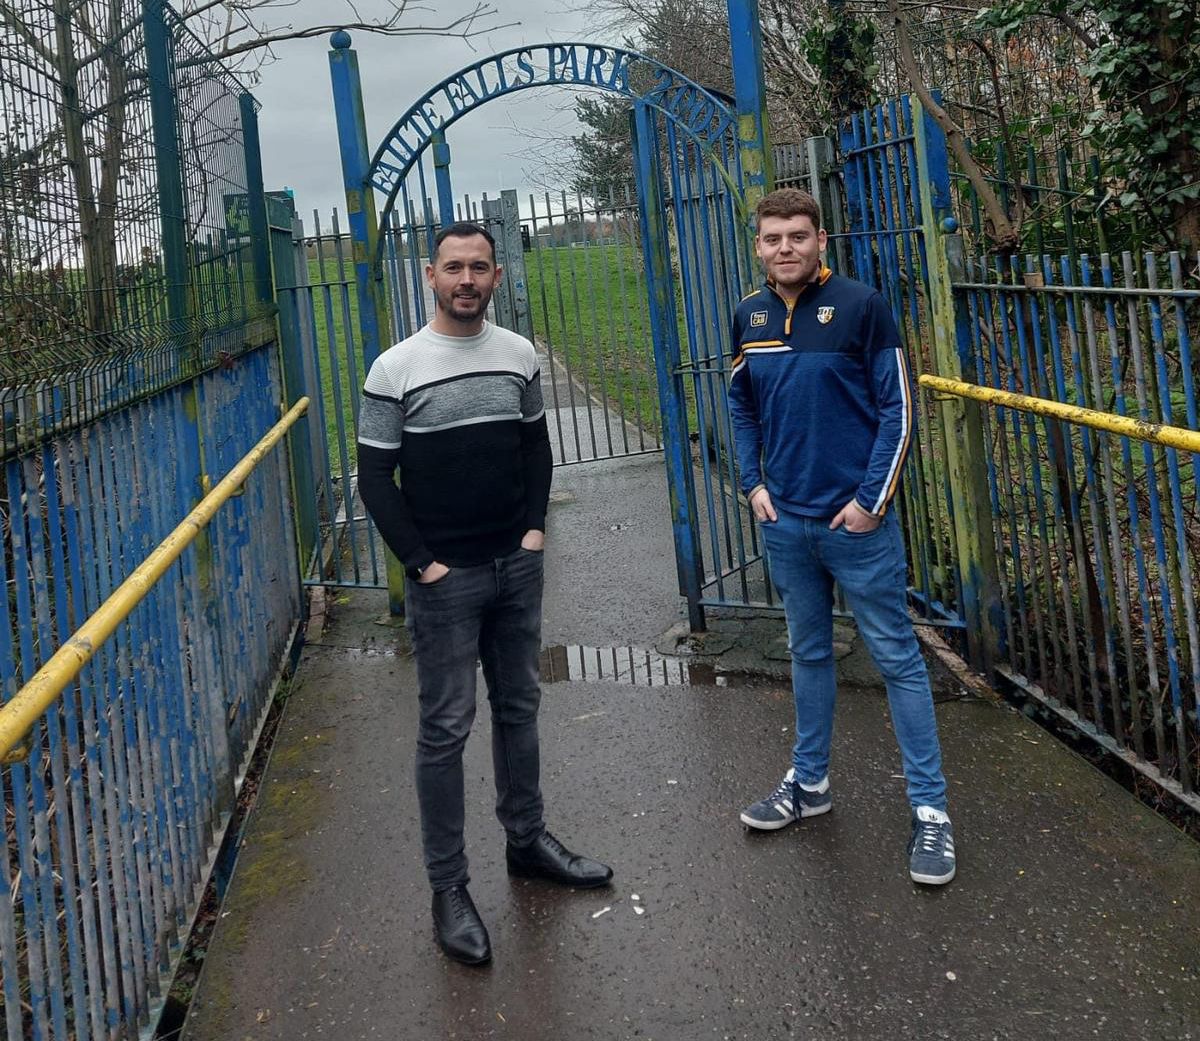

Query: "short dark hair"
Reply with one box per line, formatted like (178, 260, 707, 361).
(433, 222, 496, 262)
(755, 188, 822, 232)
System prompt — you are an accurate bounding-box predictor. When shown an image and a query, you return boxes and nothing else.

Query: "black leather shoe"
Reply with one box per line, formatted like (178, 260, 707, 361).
(432, 885, 491, 965)
(506, 831, 613, 888)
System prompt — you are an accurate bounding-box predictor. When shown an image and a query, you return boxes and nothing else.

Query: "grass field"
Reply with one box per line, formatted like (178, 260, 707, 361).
(299, 244, 705, 468)
(523, 242, 665, 440)
(302, 258, 361, 474)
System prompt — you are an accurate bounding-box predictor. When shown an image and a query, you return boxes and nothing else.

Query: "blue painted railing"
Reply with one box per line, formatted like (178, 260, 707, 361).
(839, 94, 1200, 804)
(838, 96, 967, 628)
(0, 344, 304, 1040)
(955, 252, 1200, 807)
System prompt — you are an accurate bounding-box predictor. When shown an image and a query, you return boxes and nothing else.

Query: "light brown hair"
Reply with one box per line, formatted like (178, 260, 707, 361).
(755, 188, 822, 231)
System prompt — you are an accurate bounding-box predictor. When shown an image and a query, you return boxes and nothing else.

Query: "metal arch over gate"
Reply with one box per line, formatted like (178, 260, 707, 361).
(321, 4, 777, 627)
(368, 44, 738, 214)
(330, 38, 751, 370)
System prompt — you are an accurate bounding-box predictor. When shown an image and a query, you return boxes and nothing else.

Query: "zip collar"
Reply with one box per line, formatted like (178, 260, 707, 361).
(764, 266, 832, 335)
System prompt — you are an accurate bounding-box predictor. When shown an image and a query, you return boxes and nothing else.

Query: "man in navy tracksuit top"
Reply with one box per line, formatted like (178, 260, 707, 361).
(728, 188, 956, 885)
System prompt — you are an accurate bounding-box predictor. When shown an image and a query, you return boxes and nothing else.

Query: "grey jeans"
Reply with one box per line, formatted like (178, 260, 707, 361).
(405, 545, 546, 892)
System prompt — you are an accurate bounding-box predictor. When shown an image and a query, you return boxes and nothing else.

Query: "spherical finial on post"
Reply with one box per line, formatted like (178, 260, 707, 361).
(330, 29, 352, 49)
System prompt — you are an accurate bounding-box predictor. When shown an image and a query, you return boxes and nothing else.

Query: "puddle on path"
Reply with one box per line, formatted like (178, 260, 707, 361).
(334, 642, 769, 689)
(539, 644, 746, 688)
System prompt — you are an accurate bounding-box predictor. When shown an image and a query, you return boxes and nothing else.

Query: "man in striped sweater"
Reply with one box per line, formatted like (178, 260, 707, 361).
(357, 223, 612, 967)
(728, 189, 956, 886)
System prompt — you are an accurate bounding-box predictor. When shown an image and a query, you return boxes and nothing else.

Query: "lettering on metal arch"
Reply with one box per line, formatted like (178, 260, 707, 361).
(369, 44, 734, 196)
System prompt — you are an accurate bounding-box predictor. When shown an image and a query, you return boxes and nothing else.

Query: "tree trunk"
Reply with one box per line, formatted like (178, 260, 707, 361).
(887, 0, 1019, 255)
(96, 0, 129, 325)
(53, 0, 121, 336)
(1143, 6, 1200, 254)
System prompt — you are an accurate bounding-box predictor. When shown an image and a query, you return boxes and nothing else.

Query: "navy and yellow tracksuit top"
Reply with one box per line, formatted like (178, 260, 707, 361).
(727, 268, 915, 518)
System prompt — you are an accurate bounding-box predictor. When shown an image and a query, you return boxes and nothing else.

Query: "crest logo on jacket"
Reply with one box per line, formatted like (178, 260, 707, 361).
(817, 306, 835, 325)
(750, 310, 768, 327)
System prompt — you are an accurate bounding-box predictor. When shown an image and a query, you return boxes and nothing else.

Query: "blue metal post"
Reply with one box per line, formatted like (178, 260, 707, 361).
(144, 1, 233, 747)
(328, 31, 405, 614)
(727, 0, 774, 234)
(329, 32, 391, 370)
(432, 129, 455, 228)
(632, 102, 705, 631)
(238, 92, 273, 308)
(839, 113, 873, 285)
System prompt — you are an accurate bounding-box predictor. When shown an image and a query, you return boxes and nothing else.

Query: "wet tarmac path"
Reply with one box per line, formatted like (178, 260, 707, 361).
(182, 455, 1200, 1041)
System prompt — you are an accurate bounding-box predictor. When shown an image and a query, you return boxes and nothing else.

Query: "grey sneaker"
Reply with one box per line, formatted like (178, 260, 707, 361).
(739, 768, 832, 830)
(908, 805, 956, 885)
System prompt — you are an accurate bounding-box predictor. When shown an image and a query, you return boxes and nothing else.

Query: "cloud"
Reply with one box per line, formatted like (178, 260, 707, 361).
(253, 0, 614, 221)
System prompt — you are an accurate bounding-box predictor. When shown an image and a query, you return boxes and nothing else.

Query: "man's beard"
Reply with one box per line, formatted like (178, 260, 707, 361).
(769, 258, 820, 288)
(437, 288, 488, 322)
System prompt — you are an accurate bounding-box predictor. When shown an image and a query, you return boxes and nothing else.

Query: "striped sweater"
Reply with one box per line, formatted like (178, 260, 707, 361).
(356, 321, 552, 574)
(727, 269, 914, 518)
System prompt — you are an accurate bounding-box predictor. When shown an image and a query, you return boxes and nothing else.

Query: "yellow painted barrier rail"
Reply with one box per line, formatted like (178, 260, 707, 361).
(0, 395, 310, 763)
(919, 374, 1200, 453)
(917, 371, 1200, 812)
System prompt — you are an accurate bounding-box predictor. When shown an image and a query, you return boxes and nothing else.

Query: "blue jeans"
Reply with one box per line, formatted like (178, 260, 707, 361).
(405, 546, 547, 891)
(761, 507, 947, 810)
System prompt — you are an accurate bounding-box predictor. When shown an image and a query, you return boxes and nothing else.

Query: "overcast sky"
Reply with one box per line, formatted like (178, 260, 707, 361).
(252, 0, 618, 222)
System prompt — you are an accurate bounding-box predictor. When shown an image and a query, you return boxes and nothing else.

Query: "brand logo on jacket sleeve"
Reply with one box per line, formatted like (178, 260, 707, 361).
(817, 306, 835, 325)
(749, 310, 768, 328)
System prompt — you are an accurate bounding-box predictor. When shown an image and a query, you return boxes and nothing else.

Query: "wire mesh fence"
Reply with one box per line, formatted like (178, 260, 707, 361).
(880, 14, 1095, 152)
(0, 0, 270, 460)
(169, 6, 261, 333)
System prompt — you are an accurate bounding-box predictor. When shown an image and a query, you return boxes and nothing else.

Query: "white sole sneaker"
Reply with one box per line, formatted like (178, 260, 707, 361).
(910, 863, 956, 885)
(739, 799, 831, 830)
(739, 811, 794, 830)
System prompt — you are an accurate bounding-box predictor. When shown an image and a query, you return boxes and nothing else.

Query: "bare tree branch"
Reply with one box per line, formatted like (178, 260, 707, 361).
(968, 36, 1023, 234)
(887, 0, 1018, 252)
(173, 0, 514, 69)
(1050, 10, 1098, 51)
(0, 4, 60, 68)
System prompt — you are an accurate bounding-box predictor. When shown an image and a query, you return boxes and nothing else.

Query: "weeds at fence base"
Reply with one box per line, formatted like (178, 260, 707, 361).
(152, 673, 294, 1039)
(995, 673, 1200, 842)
